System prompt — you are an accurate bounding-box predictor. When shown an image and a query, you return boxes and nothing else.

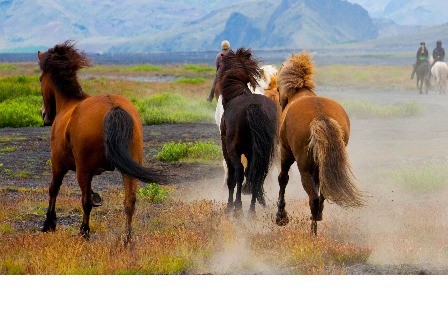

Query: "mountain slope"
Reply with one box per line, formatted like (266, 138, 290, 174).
(0, 0, 378, 53)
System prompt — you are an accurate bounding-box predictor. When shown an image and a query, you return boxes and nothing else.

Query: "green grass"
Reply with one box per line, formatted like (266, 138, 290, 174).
(0, 64, 20, 71)
(182, 65, 215, 72)
(0, 76, 41, 103)
(388, 160, 448, 192)
(341, 100, 424, 119)
(87, 64, 163, 72)
(0, 147, 16, 152)
(0, 96, 43, 127)
(137, 183, 173, 203)
(155, 140, 221, 162)
(135, 92, 214, 125)
(173, 78, 207, 84)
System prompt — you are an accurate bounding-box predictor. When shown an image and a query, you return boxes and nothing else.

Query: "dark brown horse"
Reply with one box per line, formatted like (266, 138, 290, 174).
(276, 52, 365, 235)
(416, 60, 429, 94)
(218, 48, 277, 214)
(38, 40, 166, 240)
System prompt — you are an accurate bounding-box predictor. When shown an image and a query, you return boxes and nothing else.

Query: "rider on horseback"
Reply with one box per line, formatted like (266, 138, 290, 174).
(206, 40, 232, 102)
(428, 41, 445, 78)
(410, 42, 428, 79)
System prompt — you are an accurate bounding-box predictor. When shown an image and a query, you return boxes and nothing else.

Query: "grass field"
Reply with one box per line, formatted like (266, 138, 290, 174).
(2, 61, 424, 274)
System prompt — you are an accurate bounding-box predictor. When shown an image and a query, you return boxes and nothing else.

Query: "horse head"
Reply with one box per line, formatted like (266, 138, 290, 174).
(277, 51, 315, 110)
(37, 41, 91, 126)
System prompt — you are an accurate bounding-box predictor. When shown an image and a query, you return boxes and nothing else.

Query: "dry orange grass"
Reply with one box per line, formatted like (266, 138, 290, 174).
(0, 188, 370, 274)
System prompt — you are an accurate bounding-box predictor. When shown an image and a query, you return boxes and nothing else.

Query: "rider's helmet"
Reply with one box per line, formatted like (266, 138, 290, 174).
(420, 42, 425, 45)
(221, 40, 230, 50)
(437, 41, 442, 47)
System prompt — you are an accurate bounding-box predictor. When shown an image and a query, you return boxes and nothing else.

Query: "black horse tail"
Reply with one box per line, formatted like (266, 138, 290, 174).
(103, 106, 167, 184)
(243, 103, 276, 206)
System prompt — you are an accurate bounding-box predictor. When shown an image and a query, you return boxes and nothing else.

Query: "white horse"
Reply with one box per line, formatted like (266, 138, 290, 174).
(431, 61, 448, 94)
(215, 64, 278, 185)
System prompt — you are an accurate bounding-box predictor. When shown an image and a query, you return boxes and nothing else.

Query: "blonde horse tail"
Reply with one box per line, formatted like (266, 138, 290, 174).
(309, 116, 365, 208)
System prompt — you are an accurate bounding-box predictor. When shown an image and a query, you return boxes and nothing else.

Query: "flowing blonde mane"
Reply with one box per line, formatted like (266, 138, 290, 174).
(277, 51, 315, 97)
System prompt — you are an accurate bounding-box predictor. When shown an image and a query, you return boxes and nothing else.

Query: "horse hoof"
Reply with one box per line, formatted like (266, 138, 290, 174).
(276, 211, 289, 226)
(91, 191, 103, 207)
(309, 213, 323, 221)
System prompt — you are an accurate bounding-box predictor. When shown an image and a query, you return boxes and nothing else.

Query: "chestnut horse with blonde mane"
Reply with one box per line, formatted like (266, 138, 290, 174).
(38, 41, 166, 240)
(276, 52, 364, 235)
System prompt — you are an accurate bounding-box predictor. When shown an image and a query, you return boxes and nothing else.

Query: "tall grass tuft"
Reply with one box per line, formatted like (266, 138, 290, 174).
(135, 92, 214, 125)
(0, 96, 43, 127)
(137, 183, 173, 203)
(155, 140, 221, 162)
(0, 76, 41, 103)
(341, 99, 424, 119)
(389, 160, 448, 192)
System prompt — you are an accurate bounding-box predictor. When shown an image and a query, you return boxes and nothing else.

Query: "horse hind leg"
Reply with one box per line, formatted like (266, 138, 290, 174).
(122, 174, 137, 244)
(42, 165, 68, 232)
(300, 168, 321, 236)
(76, 171, 94, 239)
(276, 150, 294, 225)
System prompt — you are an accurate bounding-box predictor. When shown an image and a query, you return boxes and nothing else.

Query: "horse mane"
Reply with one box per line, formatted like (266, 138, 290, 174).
(39, 40, 91, 99)
(218, 47, 261, 104)
(277, 51, 315, 97)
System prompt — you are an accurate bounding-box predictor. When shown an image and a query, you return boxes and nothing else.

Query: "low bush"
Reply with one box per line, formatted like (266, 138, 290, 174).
(0, 76, 40, 103)
(0, 96, 43, 127)
(137, 183, 173, 203)
(155, 140, 221, 162)
(135, 92, 214, 125)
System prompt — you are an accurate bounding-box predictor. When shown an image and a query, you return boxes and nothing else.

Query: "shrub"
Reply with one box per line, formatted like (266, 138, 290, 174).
(155, 140, 221, 162)
(137, 183, 173, 203)
(135, 92, 213, 125)
(0, 96, 43, 127)
(0, 76, 41, 103)
(155, 140, 189, 162)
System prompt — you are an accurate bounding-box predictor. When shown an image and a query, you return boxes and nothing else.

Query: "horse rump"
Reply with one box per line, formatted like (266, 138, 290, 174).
(103, 106, 167, 184)
(242, 102, 276, 206)
(308, 116, 365, 208)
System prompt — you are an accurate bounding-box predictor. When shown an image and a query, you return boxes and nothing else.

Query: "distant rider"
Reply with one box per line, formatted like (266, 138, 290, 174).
(206, 40, 232, 102)
(428, 40, 445, 78)
(410, 42, 428, 79)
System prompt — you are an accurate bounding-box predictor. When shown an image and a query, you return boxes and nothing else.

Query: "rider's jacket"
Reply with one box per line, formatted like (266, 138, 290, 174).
(433, 47, 445, 62)
(215, 49, 232, 70)
(416, 47, 428, 62)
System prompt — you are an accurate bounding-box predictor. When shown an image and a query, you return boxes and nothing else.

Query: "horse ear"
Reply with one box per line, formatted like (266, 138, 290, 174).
(38, 51, 42, 60)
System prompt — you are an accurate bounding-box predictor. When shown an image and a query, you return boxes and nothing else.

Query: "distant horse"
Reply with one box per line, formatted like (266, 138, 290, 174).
(415, 60, 429, 94)
(276, 51, 365, 235)
(215, 64, 278, 186)
(431, 61, 448, 94)
(219, 48, 277, 213)
(38, 40, 166, 240)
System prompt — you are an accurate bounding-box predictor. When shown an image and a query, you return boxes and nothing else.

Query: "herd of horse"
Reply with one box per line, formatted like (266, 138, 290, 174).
(37, 40, 366, 242)
(415, 57, 448, 94)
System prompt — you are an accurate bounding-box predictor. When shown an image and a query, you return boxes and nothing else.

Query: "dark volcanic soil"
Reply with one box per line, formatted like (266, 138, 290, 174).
(0, 123, 222, 192)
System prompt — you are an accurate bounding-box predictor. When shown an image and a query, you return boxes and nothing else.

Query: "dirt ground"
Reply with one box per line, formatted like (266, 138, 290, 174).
(2, 84, 448, 274)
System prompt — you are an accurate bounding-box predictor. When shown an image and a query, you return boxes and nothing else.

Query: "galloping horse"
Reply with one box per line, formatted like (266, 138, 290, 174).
(415, 61, 429, 94)
(215, 64, 278, 186)
(431, 61, 448, 94)
(38, 40, 166, 240)
(276, 51, 365, 235)
(219, 48, 277, 213)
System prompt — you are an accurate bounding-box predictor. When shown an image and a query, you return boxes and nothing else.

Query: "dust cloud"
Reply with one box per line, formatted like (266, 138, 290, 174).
(176, 86, 448, 273)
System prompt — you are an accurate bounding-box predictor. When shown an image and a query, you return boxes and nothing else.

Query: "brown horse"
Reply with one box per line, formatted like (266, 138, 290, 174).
(219, 48, 277, 214)
(275, 52, 365, 235)
(38, 40, 166, 240)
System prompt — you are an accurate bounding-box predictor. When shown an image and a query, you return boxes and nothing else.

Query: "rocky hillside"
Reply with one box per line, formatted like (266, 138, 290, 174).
(0, 0, 378, 53)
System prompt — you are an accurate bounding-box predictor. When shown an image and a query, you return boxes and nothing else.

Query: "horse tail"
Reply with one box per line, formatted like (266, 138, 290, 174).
(103, 106, 167, 184)
(309, 116, 365, 208)
(243, 103, 276, 206)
